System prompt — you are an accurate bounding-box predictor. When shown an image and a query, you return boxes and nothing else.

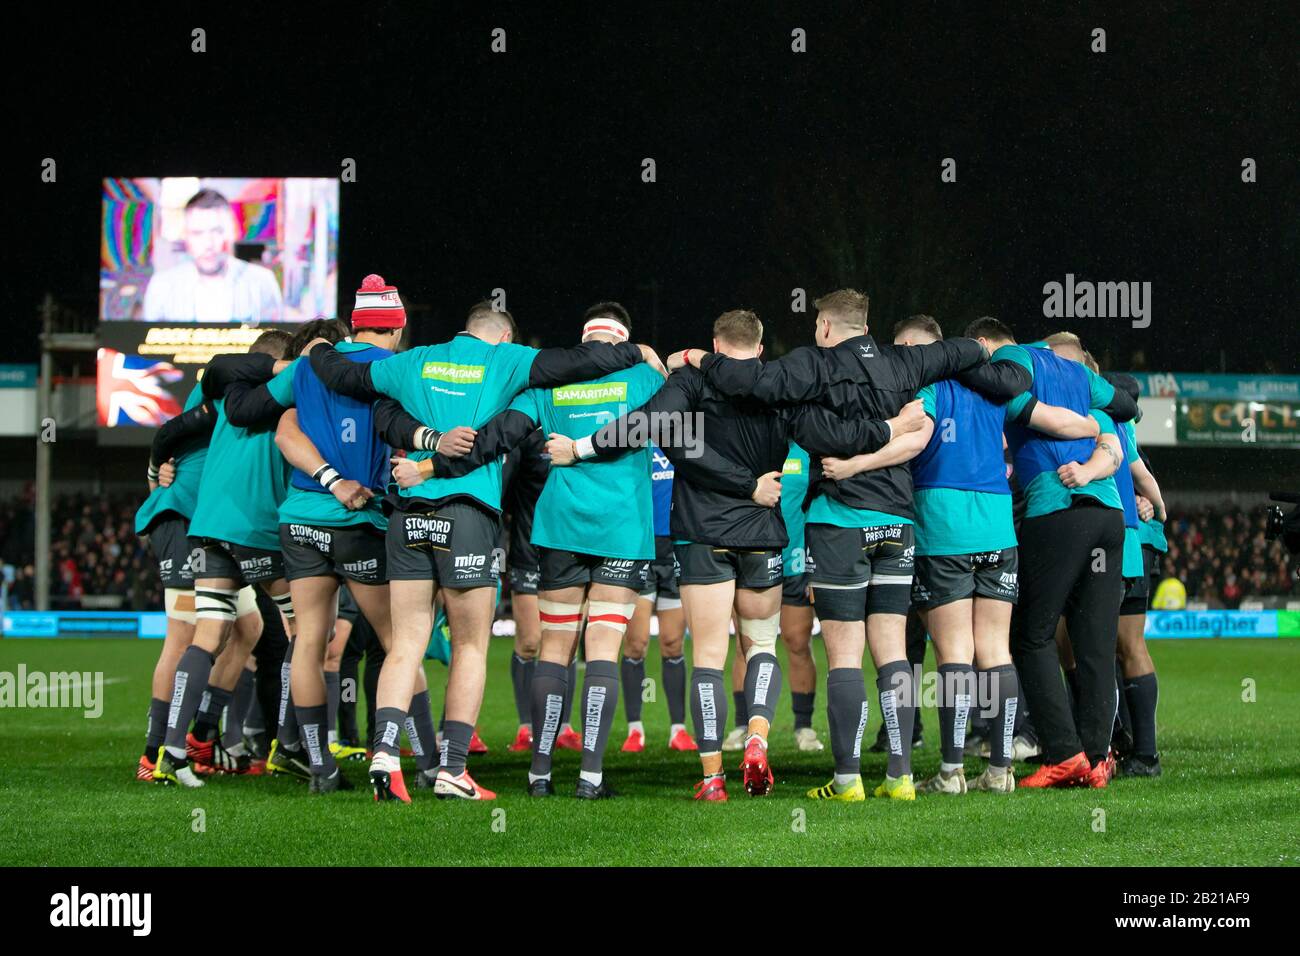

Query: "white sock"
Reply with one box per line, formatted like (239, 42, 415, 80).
(940, 761, 963, 773)
(226, 741, 248, 757)
(670, 722, 686, 736)
(628, 720, 644, 735)
(328, 729, 338, 746)
(165, 745, 186, 761)
(833, 772, 859, 789)
(579, 769, 603, 787)
(528, 771, 551, 784)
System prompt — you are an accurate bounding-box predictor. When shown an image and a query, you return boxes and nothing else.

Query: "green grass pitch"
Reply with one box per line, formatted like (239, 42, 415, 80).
(1, 637, 1296, 866)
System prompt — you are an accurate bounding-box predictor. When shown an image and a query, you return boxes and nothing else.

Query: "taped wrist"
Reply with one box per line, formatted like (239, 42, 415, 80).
(312, 464, 343, 493)
(418, 427, 444, 452)
(147, 463, 161, 483)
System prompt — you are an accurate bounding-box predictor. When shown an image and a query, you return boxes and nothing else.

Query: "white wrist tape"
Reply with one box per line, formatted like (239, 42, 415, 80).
(574, 435, 596, 460)
(313, 464, 343, 492)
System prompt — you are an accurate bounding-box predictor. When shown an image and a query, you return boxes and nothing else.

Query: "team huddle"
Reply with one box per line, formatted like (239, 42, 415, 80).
(134, 276, 1168, 803)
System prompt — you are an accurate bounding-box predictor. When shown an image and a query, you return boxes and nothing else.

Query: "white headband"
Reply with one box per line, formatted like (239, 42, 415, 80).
(581, 317, 630, 343)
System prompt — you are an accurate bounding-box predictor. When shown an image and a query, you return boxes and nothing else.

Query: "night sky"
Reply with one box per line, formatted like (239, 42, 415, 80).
(11, 3, 1298, 372)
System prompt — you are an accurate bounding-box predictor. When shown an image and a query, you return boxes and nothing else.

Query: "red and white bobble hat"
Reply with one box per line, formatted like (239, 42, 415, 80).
(352, 274, 407, 329)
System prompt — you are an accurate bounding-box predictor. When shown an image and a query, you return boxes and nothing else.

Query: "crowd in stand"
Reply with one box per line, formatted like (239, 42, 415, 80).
(0, 489, 1294, 612)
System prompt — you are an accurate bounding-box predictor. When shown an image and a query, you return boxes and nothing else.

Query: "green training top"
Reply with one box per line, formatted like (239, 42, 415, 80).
(135, 384, 207, 534)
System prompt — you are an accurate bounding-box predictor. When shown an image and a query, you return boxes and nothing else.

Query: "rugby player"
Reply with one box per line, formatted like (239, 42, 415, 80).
(136, 387, 261, 779)
(674, 291, 990, 802)
(968, 322, 1137, 788)
(306, 299, 658, 800)
(621, 445, 695, 752)
(151, 328, 300, 787)
(723, 441, 824, 753)
(552, 308, 919, 800)
(271, 277, 451, 794)
(412, 302, 666, 797)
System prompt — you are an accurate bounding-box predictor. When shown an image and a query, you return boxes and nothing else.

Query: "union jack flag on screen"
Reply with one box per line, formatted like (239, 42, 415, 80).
(96, 348, 184, 427)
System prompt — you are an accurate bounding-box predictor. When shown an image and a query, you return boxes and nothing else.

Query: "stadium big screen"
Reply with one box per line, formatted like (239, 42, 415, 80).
(97, 176, 339, 444)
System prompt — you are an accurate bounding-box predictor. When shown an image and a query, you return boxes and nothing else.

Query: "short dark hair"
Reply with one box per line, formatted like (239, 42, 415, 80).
(713, 309, 763, 348)
(582, 301, 632, 332)
(466, 300, 517, 339)
(287, 317, 350, 358)
(963, 316, 1016, 343)
(249, 329, 292, 359)
(814, 289, 869, 329)
(185, 188, 230, 212)
(894, 314, 943, 342)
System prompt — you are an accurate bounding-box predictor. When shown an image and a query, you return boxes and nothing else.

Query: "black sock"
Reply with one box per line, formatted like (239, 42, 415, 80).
(530, 660, 568, 778)
(441, 720, 474, 775)
(363, 652, 382, 747)
(223, 668, 256, 749)
(193, 685, 231, 742)
(372, 706, 405, 758)
(163, 646, 215, 755)
(580, 660, 619, 776)
(985, 665, 1020, 769)
(510, 653, 535, 727)
(937, 663, 975, 767)
(691, 668, 728, 753)
(1123, 672, 1159, 758)
(1064, 667, 1081, 725)
(325, 671, 341, 745)
(144, 697, 169, 758)
(620, 656, 645, 722)
(826, 668, 867, 775)
(876, 660, 915, 778)
(733, 690, 749, 729)
(663, 655, 687, 725)
(405, 689, 439, 772)
(743, 652, 782, 728)
(297, 702, 335, 775)
(791, 690, 814, 730)
(277, 641, 299, 749)
(562, 660, 578, 727)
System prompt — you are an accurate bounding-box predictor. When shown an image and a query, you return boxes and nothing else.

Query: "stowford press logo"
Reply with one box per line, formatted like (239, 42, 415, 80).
(553, 382, 628, 406)
(50, 886, 151, 936)
(421, 362, 485, 384)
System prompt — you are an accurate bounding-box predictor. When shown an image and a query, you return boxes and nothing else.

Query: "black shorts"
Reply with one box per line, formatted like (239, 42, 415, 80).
(1119, 546, 1155, 615)
(188, 536, 285, 586)
(539, 548, 650, 592)
(782, 573, 811, 607)
(508, 537, 541, 595)
(674, 542, 783, 589)
(911, 547, 1020, 610)
(805, 523, 914, 619)
(639, 536, 681, 604)
(279, 522, 387, 585)
(147, 515, 196, 589)
(386, 503, 502, 588)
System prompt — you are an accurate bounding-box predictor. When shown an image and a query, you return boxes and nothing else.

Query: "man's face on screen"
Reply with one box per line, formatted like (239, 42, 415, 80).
(182, 206, 235, 275)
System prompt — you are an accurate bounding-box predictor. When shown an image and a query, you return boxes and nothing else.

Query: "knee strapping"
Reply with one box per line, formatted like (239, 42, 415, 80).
(741, 612, 780, 658)
(587, 600, 636, 637)
(195, 586, 239, 623)
(235, 586, 258, 618)
(538, 599, 583, 632)
(269, 589, 295, 623)
(165, 587, 196, 625)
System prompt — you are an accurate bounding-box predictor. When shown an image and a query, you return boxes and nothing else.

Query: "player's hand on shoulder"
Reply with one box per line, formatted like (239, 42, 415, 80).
(301, 337, 332, 358)
(751, 470, 782, 508)
(637, 344, 668, 377)
(895, 399, 927, 435)
(545, 433, 578, 466)
(436, 425, 477, 458)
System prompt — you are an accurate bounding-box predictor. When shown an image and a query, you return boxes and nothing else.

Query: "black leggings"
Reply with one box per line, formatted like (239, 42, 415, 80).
(1011, 501, 1124, 765)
